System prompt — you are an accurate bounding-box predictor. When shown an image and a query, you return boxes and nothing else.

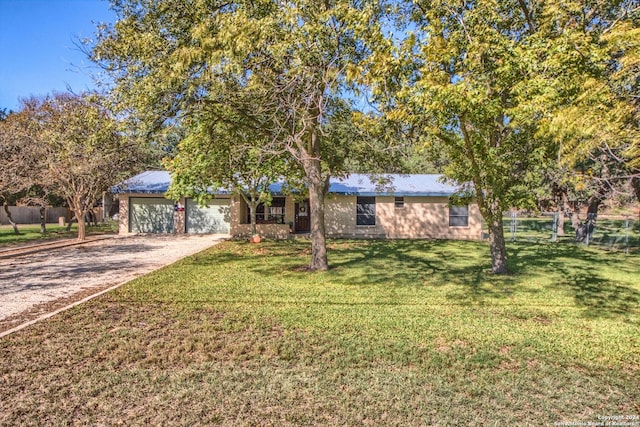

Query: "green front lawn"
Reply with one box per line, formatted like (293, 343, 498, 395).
(1, 239, 638, 425)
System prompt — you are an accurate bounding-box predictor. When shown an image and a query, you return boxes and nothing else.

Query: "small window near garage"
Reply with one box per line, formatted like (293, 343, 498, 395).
(449, 205, 469, 227)
(395, 197, 404, 209)
(356, 196, 376, 226)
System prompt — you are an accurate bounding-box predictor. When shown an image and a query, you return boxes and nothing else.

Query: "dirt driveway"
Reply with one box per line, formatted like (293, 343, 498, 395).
(0, 234, 226, 333)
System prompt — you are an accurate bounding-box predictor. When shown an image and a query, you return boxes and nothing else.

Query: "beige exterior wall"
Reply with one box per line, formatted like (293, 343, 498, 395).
(228, 196, 242, 237)
(325, 195, 482, 240)
(118, 194, 130, 234)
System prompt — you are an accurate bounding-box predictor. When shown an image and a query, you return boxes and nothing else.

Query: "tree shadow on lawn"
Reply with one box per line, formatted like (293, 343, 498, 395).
(565, 273, 640, 320)
(328, 239, 443, 284)
(328, 240, 534, 304)
(330, 240, 638, 318)
(185, 239, 505, 295)
(509, 243, 640, 320)
(248, 239, 529, 303)
(187, 239, 639, 319)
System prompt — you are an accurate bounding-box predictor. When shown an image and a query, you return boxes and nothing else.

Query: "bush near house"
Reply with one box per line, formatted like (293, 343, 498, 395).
(1, 239, 638, 425)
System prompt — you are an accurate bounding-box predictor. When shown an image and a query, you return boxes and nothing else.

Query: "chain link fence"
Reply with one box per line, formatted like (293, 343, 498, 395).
(488, 212, 640, 254)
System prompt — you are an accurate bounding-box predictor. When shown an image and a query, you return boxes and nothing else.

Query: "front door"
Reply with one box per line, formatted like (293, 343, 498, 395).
(294, 200, 310, 233)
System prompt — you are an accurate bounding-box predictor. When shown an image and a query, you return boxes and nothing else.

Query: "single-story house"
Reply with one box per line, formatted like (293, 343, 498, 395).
(112, 170, 482, 240)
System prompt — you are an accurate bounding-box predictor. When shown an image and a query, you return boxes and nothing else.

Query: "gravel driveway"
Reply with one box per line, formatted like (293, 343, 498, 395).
(0, 234, 226, 332)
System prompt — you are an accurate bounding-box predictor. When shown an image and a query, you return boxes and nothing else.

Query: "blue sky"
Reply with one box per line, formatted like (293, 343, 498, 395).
(0, 0, 115, 111)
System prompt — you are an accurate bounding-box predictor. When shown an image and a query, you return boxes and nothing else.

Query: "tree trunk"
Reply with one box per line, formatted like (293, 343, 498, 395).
(75, 210, 87, 241)
(632, 176, 640, 221)
(587, 196, 601, 216)
(557, 209, 565, 237)
(307, 158, 328, 271)
(558, 192, 571, 237)
(39, 206, 47, 234)
(584, 196, 601, 244)
(2, 202, 19, 235)
(488, 215, 509, 274)
(568, 199, 581, 234)
(66, 213, 74, 232)
(240, 191, 261, 238)
(249, 201, 258, 236)
(631, 176, 640, 203)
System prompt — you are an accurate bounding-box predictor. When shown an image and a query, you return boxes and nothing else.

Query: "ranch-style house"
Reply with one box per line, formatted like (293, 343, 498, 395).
(112, 170, 482, 240)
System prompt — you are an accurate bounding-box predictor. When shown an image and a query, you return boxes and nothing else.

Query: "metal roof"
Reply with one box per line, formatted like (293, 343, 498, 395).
(111, 170, 173, 194)
(112, 171, 460, 197)
(328, 174, 458, 197)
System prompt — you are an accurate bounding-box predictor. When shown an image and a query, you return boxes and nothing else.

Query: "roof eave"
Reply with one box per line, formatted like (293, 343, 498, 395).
(330, 191, 455, 197)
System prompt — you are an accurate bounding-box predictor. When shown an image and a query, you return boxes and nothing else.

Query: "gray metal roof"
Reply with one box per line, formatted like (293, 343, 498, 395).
(112, 171, 461, 197)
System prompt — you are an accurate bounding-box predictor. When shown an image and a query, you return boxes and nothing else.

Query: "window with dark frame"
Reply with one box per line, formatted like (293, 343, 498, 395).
(356, 196, 376, 226)
(246, 197, 286, 224)
(395, 197, 404, 209)
(449, 205, 469, 227)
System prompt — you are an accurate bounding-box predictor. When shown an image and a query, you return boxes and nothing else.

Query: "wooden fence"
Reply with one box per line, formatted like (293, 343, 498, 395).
(0, 207, 71, 225)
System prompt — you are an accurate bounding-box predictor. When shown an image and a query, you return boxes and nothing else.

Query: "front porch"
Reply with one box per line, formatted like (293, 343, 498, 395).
(232, 196, 310, 238)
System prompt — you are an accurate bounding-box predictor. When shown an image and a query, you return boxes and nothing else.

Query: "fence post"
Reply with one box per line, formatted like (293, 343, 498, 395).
(584, 213, 596, 246)
(551, 212, 558, 243)
(585, 227, 589, 246)
(625, 216, 629, 255)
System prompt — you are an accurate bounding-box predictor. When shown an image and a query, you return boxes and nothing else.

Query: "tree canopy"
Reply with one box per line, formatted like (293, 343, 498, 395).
(165, 99, 296, 236)
(363, 0, 640, 273)
(93, 0, 386, 270)
(13, 92, 146, 240)
(91, 0, 639, 273)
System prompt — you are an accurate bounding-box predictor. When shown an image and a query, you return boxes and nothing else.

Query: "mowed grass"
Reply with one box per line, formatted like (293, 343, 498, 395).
(0, 224, 77, 245)
(0, 222, 116, 246)
(1, 239, 638, 426)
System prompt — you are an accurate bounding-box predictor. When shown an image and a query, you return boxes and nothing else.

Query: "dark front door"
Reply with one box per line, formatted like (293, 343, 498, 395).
(294, 200, 310, 233)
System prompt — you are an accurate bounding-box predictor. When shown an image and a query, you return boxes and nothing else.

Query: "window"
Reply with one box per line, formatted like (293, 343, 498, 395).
(395, 197, 404, 209)
(356, 196, 376, 226)
(268, 205, 284, 222)
(449, 205, 469, 227)
(247, 197, 286, 224)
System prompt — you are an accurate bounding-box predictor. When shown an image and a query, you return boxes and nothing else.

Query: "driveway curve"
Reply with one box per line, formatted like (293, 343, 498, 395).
(0, 234, 226, 333)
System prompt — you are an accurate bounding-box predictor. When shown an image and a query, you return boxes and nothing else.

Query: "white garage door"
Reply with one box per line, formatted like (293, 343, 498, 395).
(129, 197, 174, 233)
(186, 198, 230, 234)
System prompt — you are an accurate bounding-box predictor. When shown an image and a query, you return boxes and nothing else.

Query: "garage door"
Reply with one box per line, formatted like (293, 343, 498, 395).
(129, 197, 174, 233)
(186, 198, 230, 234)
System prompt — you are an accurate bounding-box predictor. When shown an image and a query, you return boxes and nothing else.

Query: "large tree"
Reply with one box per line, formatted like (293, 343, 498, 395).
(18, 92, 145, 240)
(539, 1, 640, 211)
(92, 0, 383, 270)
(165, 100, 296, 237)
(0, 109, 44, 234)
(365, 0, 639, 273)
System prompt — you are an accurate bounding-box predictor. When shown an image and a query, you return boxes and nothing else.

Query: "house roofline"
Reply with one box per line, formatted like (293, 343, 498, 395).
(112, 171, 465, 197)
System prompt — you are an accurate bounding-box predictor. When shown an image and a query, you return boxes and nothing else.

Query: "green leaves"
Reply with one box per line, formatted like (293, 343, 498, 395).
(7, 92, 147, 239)
(361, 0, 639, 272)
